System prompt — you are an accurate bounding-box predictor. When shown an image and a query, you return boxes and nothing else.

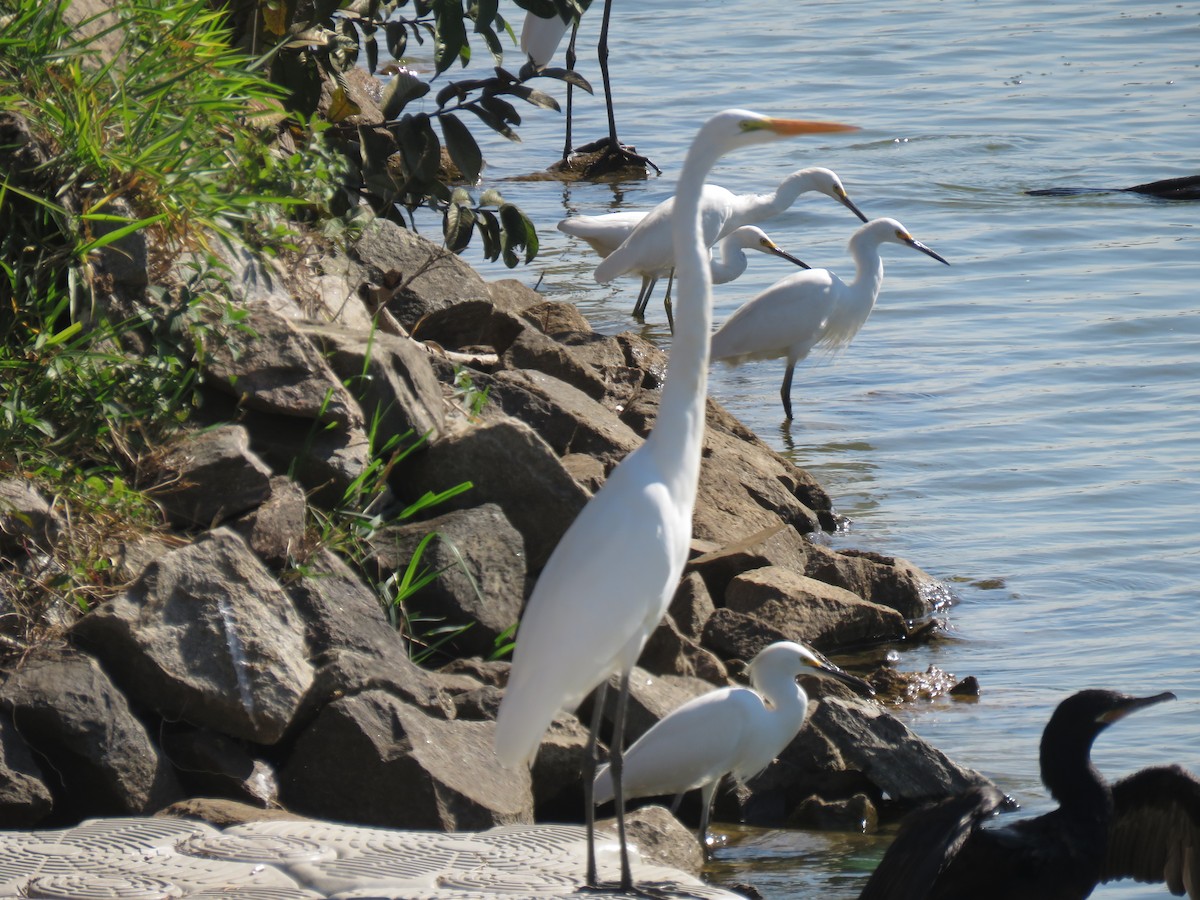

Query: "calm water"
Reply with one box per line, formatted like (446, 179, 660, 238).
(398, 1, 1198, 895)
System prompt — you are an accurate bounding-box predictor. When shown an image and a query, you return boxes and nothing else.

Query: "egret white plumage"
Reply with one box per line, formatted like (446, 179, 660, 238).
(594, 641, 873, 852)
(493, 109, 858, 891)
(591, 167, 867, 322)
(710, 217, 950, 421)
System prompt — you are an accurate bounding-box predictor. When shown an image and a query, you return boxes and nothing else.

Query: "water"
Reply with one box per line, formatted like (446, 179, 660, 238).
(392, 1, 1198, 895)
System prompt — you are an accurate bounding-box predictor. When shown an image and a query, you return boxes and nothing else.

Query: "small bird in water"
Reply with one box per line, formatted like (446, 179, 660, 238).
(593, 641, 873, 853)
(857, 688, 1200, 900)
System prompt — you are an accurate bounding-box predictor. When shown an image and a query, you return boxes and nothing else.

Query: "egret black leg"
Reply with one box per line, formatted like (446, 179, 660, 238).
(609, 668, 634, 891)
(561, 18, 580, 162)
(663, 272, 675, 333)
(584, 680, 609, 888)
(632, 276, 658, 319)
(781, 362, 796, 420)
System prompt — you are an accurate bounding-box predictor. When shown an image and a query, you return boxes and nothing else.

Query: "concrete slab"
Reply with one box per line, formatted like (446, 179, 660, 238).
(0, 817, 744, 899)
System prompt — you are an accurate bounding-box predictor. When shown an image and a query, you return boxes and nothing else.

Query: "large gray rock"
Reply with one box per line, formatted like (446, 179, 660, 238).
(404, 418, 591, 571)
(143, 424, 273, 528)
(203, 302, 364, 429)
(0, 713, 52, 825)
(243, 409, 373, 509)
(281, 689, 532, 829)
(355, 220, 493, 330)
(0, 646, 181, 816)
(285, 549, 452, 719)
(231, 475, 308, 569)
(723, 566, 909, 649)
(368, 503, 527, 658)
(0, 478, 60, 553)
(72, 529, 314, 744)
(300, 323, 446, 447)
(803, 544, 952, 621)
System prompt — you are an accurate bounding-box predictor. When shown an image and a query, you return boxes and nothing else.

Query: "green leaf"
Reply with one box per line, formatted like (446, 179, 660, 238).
(433, 0, 468, 76)
(477, 209, 502, 261)
(443, 200, 475, 252)
(385, 21, 408, 59)
(479, 188, 504, 206)
(537, 66, 593, 94)
(499, 202, 539, 265)
(501, 82, 560, 111)
(463, 103, 520, 141)
(479, 94, 521, 126)
(382, 68, 431, 119)
(440, 112, 483, 183)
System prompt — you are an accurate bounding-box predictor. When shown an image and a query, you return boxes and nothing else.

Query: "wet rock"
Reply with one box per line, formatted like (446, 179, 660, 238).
(0, 645, 182, 816)
(285, 549, 452, 719)
(620, 804, 705, 877)
(231, 475, 307, 569)
(789, 792, 878, 832)
(0, 712, 53, 825)
(367, 503, 527, 658)
(72, 528, 314, 744)
(802, 544, 948, 621)
(203, 302, 364, 430)
(281, 689, 532, 829)
(404, 418, 590, 571)
(143, 424, 274, 529)
(724, 566, 909, 649)
(300, 323, 446, 447)
(0, 478, 60, 553)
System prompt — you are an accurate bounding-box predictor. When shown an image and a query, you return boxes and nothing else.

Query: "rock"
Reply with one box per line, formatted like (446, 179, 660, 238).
(0, 712, 53, 825)
(802, 544, 950, 621)
(285, 549, 452, 719)
(242, 408, 372, 508)
(0, 478, 60, 553)
(72, 529, 314, 744)
(789, 792, 878, 832)
(519, 299, 593, 335)
(231, 475, 308, 569)
(702, 607, 792, 664)
(484, 368, 642, 471)
(354, 220, 493, 331)
(502, 327, 614, 400)
(687, 527, 812, 603)
(156, 798, 309, 827)
(669, 571, 717, 640)
(143, 424, 274, 528)
(641, 613, 729, 683)
(300, 323, 447, 447)
(812, 696, 994, 802)
(367, 503, 527, 659)
(203, 302, 364, 430)
(404, 418, 591, 571)
(530, 713, 592, 820)
(409, 299, 526, 356)
(487, 279, 545, 318)
(723, 566, 909, 649)
(593, 668, 715, 748)
(160, 727, 278, 807)
(281, 689, 532, 829)
(0, 645, 182, 816)
(620, 804, 705, 877)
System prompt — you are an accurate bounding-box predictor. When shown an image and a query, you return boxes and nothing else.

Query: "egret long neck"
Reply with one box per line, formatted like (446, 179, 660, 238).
(726, 170, 812, 229)
(651, 140, 721, 497)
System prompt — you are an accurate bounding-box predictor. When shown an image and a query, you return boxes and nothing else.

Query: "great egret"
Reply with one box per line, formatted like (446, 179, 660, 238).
(710, 217, 950, 421)
(520, 1, 657, 175)
(591, 167, 867, 322)
(493, 109, 858, 892)
(593, 641, 873, 852)
(857, 689, 1191, 900)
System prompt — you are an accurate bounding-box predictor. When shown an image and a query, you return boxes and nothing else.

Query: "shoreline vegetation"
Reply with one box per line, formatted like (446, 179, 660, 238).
(1, 0, 988, 878)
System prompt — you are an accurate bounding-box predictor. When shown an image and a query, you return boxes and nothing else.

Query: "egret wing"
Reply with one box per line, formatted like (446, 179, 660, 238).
(1103, 764, 1200, 897)
(710, 269, 835, 365)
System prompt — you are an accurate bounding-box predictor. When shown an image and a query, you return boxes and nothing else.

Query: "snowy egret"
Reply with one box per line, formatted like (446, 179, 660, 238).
(857, 689, 1186, 900)
(710, 217, 950, 421)
(591, 167, 867, 321)
(520, 1, 657, 175)
(493, 109, 858, 891)
(593, 641, 872, 852)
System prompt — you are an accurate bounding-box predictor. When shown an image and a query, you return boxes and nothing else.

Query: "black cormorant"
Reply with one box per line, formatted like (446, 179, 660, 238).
(1028, 174, 1200, 200)
(858, 689, 1200, 900)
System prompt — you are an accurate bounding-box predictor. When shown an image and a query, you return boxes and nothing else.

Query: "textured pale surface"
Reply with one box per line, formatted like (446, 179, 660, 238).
(0, 817, 741, 899)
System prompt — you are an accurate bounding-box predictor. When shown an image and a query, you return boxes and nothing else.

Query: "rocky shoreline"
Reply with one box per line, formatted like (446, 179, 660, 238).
(0, 210, 992, 869)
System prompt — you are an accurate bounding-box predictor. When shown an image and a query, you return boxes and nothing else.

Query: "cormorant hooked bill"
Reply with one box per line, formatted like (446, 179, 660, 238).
(858, 689, 1200, 900)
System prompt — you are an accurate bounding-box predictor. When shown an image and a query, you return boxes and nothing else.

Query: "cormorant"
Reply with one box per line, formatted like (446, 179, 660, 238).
(1028, 174, 1200, 200)
(858, 689, 1200, 899)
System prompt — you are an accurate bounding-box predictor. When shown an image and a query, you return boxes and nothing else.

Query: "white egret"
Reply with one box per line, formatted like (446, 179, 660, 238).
(560, 216, 810, 330)
(710, 217, 950, 421)
(593, 641, 873, 852)
(493, 109, 858, 891)
(520, 1, 657, 174)
(590, 167, 867, 322)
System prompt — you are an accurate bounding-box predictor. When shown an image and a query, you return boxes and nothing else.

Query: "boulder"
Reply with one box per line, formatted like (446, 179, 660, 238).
(72, 528, 314, 744)
(231, 475, 308, 569)
(300, 323, 446, 447)
(160, 727, 278, 807)
(280, 689, 532, 830)
(367, 503, 527, 659)
(0, 478, 60, 553)
(0, 713, 53, 826)
(143, 424, 274, 529)
(0, 645, 181, 816)
(802, 544, 953, 621)
(242, 408, 373, 508)
(723, 566, 909, 649)
(285, 549, 452, 719)
(404, 418, 591, 571)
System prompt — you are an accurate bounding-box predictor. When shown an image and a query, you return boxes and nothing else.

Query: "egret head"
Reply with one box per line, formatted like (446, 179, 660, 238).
(806, 167, 869, 222)
(748, 641, 874, 696)
(705, 109, 858, 155)
(859, 217, 951, 266)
